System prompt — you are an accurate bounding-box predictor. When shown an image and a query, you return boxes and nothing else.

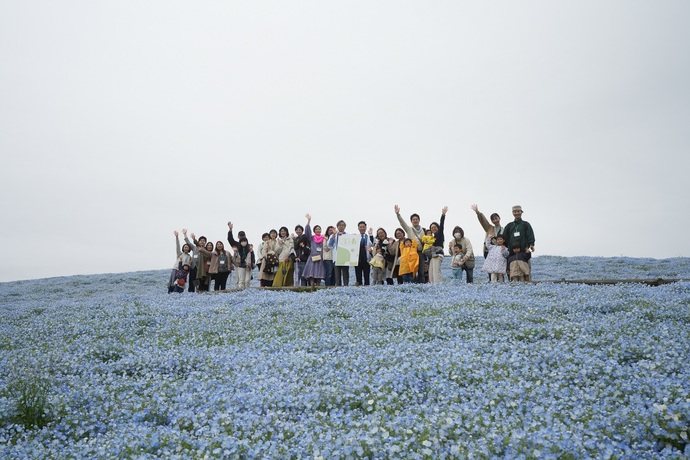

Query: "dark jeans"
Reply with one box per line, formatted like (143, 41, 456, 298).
(297, 261, 308, 286)
(402, 273, 414, 283)
(415, 250, 425, 283)
(188, 267, 197, 292)
(392, 265, 403, 284)
(335, 265, 350, 286)
(214, 272, 230, 290)
(355, 261, 370, 285)
(462, 266, 474, 283)
(323, 260, 335, 286)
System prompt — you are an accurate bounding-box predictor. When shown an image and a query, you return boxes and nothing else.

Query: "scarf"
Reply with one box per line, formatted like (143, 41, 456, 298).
(313, 234, 325, 244)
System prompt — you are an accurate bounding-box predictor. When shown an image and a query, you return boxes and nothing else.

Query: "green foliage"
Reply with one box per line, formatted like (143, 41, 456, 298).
(4, 376, 53, 429)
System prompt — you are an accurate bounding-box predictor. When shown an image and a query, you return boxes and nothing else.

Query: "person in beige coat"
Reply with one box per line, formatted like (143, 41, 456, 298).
(272, 226, 295, 287)
(258, 230, 278, 287)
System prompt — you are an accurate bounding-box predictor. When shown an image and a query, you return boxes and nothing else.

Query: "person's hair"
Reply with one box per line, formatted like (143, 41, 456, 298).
(313, 225, 321, 232)
(496, 234, 505, 241)
(262, 232, 269, 239)
(394, 228, 405, 239)
(452, 226, 464, 238)
(337, 220, 346, 227)
(326, 225, 335, 236)
(376, 227, 387, 240)
(239, 236, 248, 244)
(295, 225, 304, 232)
(453, 244, 461, 252)
(182, 243, 191, 252)
(490, 213, 500, 221)
(198, 236, 207, 242)
(410, 213, 420, 221)
(358, 221, 366, 227)
(238, 231, 246, 238)
(206, 241, 214, 249)
(215, 241, 225, 252)
(279, 226, 289, 237)
(429, 222, 439, 231)
(426, 229, 433, 235)
(269, 229, 277, 238)
(404, 238, 412, 244)
(512, 242, 521, 249)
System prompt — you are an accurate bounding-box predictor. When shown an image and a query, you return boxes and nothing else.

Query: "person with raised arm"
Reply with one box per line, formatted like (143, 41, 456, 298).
(427, 206, 448, 284)
(168, 230, 193, 293)
(182, 229, 200, 292)
(301, 213, 326, 288)
(394, 205, 426, 283)
(227, 221, 255, 289)
(293, 225, 311, 286)
(471, 204, 504, 281)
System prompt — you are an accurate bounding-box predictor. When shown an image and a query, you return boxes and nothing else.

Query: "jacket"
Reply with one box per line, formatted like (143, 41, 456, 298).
(398, 240, 419, 276)
(503, 219, 535, 252)
(199, 248, 234, 274)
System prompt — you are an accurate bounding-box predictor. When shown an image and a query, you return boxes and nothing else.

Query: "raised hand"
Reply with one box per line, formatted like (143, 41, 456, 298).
(227, 221, 233, 230)
(442, 206, 448, 215)
(471, 204, 479, 213)
(394, 205, 400, 214)
(174, 230, 179, 237)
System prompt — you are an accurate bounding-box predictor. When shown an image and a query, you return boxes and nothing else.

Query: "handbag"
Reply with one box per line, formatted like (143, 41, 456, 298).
(263, 252, 279, 273)
(311, 255, 322, 262)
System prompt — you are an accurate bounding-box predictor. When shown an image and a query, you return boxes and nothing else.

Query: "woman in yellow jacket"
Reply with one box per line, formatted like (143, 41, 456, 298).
(397, 238, 419, 284)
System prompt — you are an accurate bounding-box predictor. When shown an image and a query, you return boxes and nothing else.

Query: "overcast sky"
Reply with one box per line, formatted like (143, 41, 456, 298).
(1, 1, 688, 282)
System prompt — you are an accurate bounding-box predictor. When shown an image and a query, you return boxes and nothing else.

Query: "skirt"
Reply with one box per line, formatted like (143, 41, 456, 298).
(302, 257, 325, 279)
(272, 260, 295, 287)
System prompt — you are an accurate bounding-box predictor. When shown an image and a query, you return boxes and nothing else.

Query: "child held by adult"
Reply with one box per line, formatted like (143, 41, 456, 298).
(172, 263, 190, 293)
(168, 230, 193, 293)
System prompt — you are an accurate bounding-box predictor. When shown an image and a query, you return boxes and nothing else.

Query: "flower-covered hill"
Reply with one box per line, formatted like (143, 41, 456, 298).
(1, 257, 689, 458)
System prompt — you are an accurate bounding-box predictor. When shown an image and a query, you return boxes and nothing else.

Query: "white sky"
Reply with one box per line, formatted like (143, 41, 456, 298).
(1, 1, 689, 282)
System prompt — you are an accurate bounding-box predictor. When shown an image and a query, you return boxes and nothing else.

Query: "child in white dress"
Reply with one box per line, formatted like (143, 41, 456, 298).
(481, 231, 509, 282)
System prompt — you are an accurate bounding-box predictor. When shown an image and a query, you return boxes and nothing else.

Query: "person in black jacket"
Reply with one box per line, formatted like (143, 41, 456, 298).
(227, 221, 255, 289)
(293, 225, 311, 287)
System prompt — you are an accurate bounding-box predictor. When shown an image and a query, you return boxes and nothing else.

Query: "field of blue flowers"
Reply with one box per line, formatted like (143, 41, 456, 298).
(1, 256, 689, 458)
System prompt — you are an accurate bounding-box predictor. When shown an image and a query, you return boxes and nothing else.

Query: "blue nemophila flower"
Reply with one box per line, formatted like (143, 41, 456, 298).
(0, 261, 689, 458)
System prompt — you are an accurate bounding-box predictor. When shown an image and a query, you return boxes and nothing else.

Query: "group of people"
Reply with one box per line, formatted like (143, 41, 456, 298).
(167, 204, 536, 293)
